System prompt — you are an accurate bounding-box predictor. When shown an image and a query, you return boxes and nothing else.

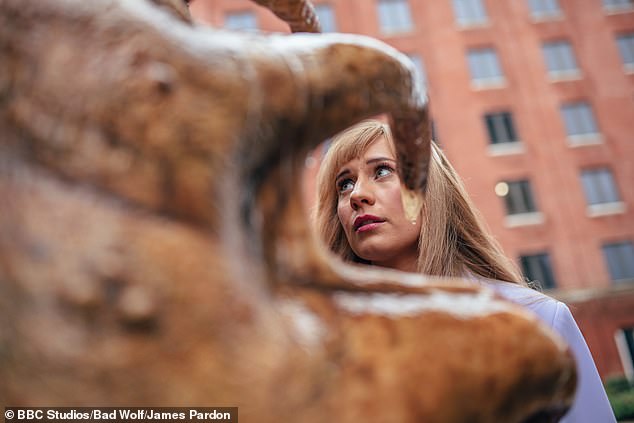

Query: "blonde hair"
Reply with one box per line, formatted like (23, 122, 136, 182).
(314, 119, 525, 284)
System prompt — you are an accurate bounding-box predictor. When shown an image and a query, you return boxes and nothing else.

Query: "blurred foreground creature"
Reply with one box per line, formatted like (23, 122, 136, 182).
(0, 0, 576, 421)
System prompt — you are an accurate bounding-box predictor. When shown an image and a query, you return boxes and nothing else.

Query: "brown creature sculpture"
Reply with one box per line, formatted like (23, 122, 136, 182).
(0, 0, 575, 422)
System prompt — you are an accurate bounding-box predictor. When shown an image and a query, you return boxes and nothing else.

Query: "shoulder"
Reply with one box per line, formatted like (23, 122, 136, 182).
(485, 281, 587, 339)
(481, 280, 562, 327)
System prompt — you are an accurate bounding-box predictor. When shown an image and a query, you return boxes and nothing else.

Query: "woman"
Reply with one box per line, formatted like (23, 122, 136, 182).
(314, 119, 615, 423)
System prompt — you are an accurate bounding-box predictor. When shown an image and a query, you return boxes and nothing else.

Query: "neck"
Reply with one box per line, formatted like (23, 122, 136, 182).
(372, 253, 418, 273)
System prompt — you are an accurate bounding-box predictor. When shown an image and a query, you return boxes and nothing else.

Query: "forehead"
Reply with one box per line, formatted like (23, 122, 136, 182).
(337, 135, 395, 170)
(363, 136, 394, 158)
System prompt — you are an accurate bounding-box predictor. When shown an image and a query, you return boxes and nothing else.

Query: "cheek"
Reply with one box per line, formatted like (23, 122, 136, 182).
(336, 202, 350, 230)
(385, 185, 408, 217)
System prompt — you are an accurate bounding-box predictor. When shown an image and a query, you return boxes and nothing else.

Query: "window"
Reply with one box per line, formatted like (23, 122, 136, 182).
(615, 327, 634, 381)
(528, 0, 562, 19)
(560, 101, 600, 138)
(501, 180, 538, 215)
(602, 241, 634, 282)
(452, 0, 488, 26)
(616, 33, 634, 70)
(377, 0, 414, 33)
(224, 11, 258, 31)
(497, 180, 543, 226)
(406, 53, 427, 87)
(467, 48, 505, 86)
(603, 0, 633, 12)
(315, 4, 337, 32)
(520, 253, 557, 289)
(542, 40, 579, 77)
(581, 168, 621, 205)
(484, 112, 519, 144)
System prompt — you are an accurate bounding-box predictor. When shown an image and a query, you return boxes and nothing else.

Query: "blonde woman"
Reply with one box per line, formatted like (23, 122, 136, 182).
(314, 119, 615, 423)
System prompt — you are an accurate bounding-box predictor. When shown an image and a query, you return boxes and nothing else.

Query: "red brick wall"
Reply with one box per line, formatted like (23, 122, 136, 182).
(563, 288, 634, 378)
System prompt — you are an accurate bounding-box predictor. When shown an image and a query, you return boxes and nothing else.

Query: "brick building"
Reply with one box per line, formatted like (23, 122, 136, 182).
(190, 0, 634, 382)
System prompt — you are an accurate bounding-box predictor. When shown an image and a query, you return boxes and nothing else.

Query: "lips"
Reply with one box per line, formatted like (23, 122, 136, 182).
(353, 214, 386, 232)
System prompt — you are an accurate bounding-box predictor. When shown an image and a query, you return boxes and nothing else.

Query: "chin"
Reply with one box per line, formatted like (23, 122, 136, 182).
(352, 246, 390, 264)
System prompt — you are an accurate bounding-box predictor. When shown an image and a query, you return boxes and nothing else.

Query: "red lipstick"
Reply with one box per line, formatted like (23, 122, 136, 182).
(353, 214, 386, 232)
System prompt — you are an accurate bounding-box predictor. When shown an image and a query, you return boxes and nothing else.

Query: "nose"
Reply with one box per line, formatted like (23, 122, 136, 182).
(349, 177, 375, 210)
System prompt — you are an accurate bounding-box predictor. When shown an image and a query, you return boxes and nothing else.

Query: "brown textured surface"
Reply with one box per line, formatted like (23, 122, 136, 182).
(0, 0, 575, 421)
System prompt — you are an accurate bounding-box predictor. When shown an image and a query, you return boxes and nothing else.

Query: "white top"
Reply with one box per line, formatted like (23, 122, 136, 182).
(485, 280, 616, 423)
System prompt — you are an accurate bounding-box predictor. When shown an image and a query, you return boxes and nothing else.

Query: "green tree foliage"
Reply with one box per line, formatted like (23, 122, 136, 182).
(606, 376, 634, 421)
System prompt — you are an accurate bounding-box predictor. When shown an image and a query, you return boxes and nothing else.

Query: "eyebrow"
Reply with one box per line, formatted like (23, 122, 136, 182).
(366, 156, 396, 165)
(335, 157, 396, 181)
(335, 169, 350, 181)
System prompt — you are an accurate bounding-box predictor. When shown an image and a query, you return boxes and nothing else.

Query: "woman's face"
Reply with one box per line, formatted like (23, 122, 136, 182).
(335, 136, 422, 272)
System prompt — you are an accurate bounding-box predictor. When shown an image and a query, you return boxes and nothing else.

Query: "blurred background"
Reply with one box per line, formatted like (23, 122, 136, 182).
(189, 0, 634, 417)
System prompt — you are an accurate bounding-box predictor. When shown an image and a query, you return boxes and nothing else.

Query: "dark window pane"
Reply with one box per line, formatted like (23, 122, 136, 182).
(504, 180, 538, 214)
(625, 329, 634, 364)
(484, 111, 518, 144)
(520, 253, 557, 289)
(521, 181, 536, 211)
(486, 116, 499, 143)
(504, 114, 517, 141)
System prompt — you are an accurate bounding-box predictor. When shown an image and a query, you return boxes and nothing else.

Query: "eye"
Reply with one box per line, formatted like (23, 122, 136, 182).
(338, 178, 355, 194)
(375, 164, 394, 179)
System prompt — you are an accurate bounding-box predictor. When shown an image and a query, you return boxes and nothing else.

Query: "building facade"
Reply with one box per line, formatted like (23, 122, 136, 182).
(190, 0, 634, 381)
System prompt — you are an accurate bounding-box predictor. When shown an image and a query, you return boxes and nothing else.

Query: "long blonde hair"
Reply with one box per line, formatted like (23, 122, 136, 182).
(314, 119, 525, 284)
